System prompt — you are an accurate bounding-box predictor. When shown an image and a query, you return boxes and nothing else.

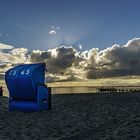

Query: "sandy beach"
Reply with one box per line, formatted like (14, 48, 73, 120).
(0, 93, 140, 140)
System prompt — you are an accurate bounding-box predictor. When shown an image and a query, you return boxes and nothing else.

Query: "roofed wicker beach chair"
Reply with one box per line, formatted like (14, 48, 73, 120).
(5, 63, 51, 112)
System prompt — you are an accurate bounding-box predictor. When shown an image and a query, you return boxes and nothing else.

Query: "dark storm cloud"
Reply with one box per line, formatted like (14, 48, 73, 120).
(20, 38, 140, 80)
(30, 46, 78, 74)
(87, 38, 140, 78)
(1, 38, 140, 81)
(54, 47, 76, 68)
(30, 51, 52, 62)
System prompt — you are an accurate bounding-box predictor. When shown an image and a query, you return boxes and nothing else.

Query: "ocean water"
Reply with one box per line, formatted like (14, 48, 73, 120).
(51, 86, 140, 94)
(2, 78, 140, 96)
(3, 85, 140, 96)
(51, 87, 97, 94)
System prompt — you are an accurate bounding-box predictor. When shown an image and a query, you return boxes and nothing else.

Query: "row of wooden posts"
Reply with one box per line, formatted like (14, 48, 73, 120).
(96, 86, 140, 93)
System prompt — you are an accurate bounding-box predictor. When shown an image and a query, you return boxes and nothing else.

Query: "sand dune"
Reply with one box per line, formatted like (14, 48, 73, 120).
(0, 93, 140, 140)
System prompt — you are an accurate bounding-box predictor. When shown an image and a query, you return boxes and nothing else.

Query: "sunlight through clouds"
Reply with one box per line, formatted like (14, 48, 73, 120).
(1, 38, 140, 81)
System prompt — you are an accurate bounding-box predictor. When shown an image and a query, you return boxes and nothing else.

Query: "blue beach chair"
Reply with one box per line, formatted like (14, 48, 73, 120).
(5, 63, 51, 112)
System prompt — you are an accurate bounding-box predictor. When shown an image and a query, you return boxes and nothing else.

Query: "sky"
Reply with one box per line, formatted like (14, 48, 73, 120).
(1, 0, 140, 81)
(0, 0, 140, 51)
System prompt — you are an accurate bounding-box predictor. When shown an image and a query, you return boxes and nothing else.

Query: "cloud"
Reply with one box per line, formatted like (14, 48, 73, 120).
(0, 43, 28, 79)
(15, 24, 24, 29)
(49, 30, 57, 35)
(48, 26, 60, 35)
(22, 38, 140, 81)
(0, 47, 28, 64)
(1, 38, 140, 81)
(0, 43, 14, 50)
(56, 26, 60, 30)
(10, 48, 28, 63)
(30, 46, 78, 73)
(86, 38, 140, 78)
(51, 26, 60, 30)
(29, 45, 88, 81)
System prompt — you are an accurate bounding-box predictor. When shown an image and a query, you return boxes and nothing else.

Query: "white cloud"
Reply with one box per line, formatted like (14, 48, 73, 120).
(49, 30, 57, 35)
(0, 43, 14, 50)
(48, 26, 60, 35)
(0, 47, 28, 64)
(0, 43, 28, 79)
(10, 48, 28, 63)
